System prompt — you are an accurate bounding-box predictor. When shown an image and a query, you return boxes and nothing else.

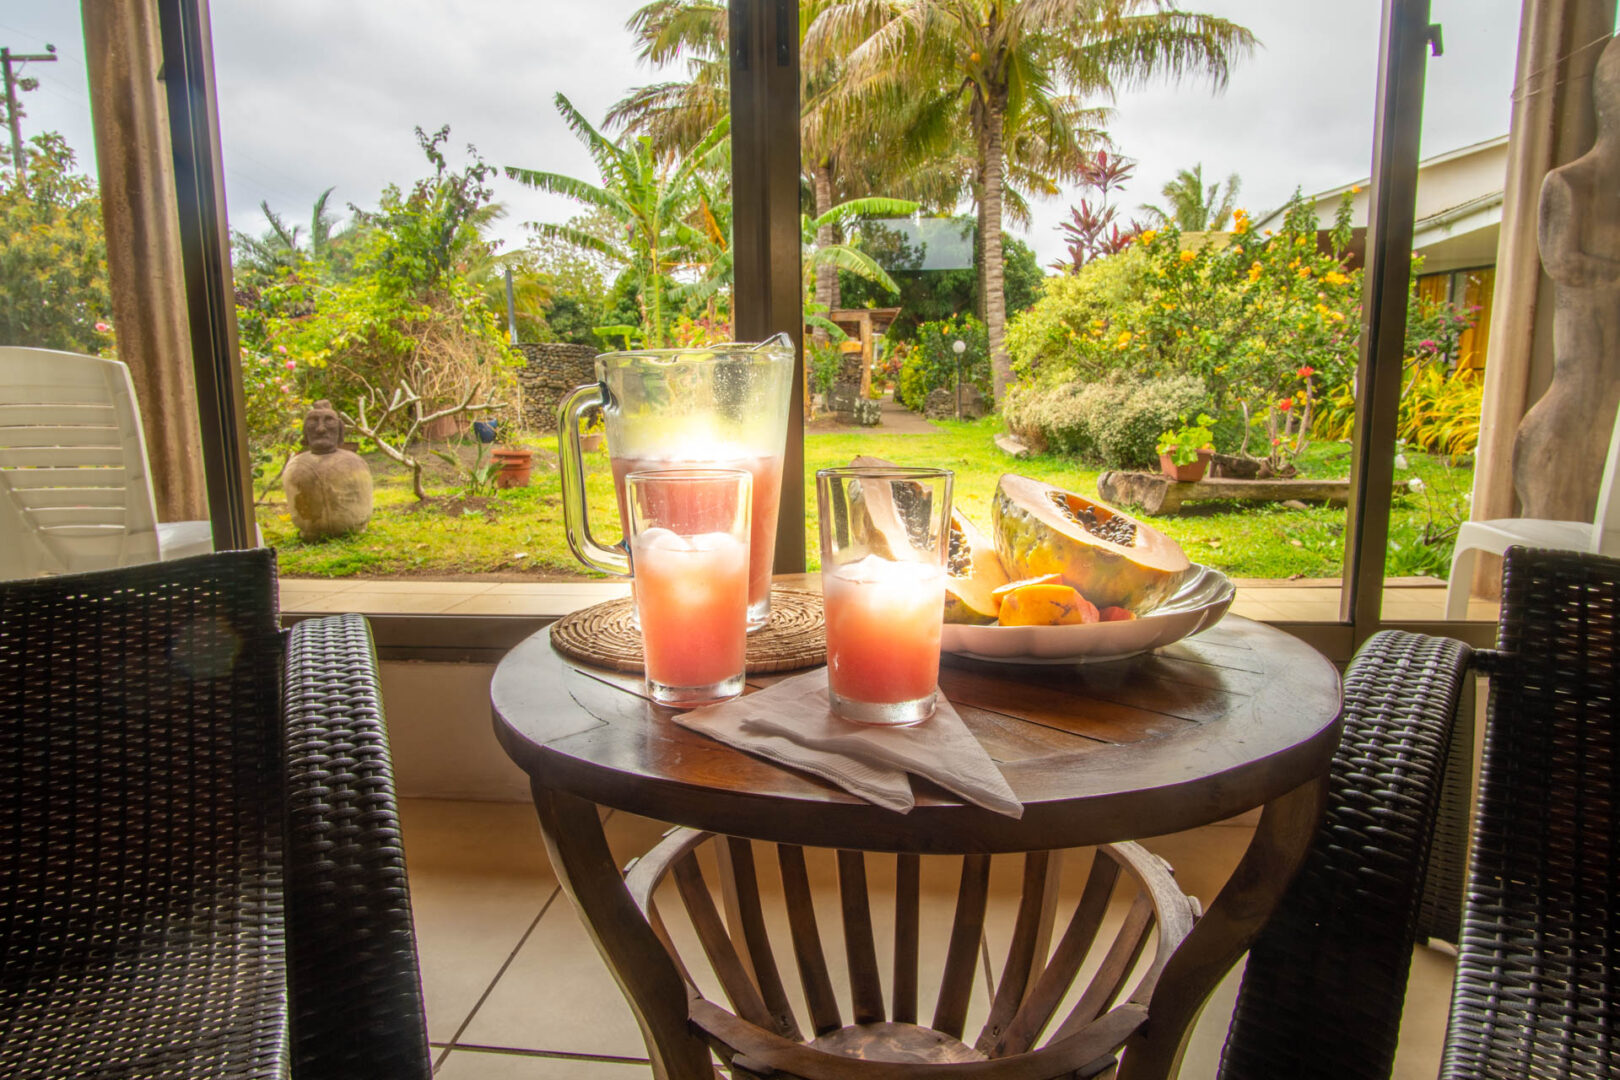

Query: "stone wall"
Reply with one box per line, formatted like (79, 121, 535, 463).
(515, 343, 599, 432)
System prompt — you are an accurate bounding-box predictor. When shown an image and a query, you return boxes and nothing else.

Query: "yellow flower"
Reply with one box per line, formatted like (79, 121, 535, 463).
(1232, 208, 1250, 234)
(1323, 271, 1349, 286)
(1247, 261, 1263, 283)
(1116, 331, 1133, 347)
(1179, 249, 1196, 264)
(1297, 266, 1313, 279)
(1161, 302, 1176, 311)
(1091, 318, 1106, 328)
(1138, 229, 1158, 245)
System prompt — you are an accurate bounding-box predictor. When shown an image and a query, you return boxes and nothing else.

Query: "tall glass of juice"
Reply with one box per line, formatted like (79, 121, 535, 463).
(627, 468, 751, 708)
(816, 466, 953, 725)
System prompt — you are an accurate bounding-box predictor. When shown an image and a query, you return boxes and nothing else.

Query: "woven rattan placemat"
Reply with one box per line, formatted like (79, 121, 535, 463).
(551, 585, 826, 675)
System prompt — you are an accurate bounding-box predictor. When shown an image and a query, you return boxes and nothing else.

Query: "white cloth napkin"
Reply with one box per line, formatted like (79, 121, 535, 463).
(674, 668, 1023, 818)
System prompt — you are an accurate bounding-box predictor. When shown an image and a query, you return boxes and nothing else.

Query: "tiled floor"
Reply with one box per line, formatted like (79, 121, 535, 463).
(282, 575, 1501, 622)
(401, 798, 1458, 1079)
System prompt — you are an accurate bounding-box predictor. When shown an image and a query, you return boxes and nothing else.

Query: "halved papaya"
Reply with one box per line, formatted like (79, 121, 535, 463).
(992, 474, 1190, 614)
(944, 510, 1008, 624)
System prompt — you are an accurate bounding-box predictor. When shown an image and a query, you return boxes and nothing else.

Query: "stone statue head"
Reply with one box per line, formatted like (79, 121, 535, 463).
(302, 400, 344, 455)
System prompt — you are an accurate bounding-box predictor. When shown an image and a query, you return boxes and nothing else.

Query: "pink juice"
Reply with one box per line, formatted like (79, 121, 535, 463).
(631, 530, 749, 693)
(823, 556, 946, 707)
(613, 454, 783, 615)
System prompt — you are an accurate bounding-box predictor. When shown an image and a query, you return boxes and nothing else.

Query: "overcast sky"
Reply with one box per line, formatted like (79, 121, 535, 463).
(4, 1, 1520, 270)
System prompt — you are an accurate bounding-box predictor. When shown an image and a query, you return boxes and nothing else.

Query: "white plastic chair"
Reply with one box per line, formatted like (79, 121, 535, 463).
(1445, 397, 1620, 618)
(0, 346, 213, 579)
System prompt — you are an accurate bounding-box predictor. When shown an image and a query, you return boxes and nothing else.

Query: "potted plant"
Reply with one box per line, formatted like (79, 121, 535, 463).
(579, 408, 607, 453)
(1156, 413, 1217, 482)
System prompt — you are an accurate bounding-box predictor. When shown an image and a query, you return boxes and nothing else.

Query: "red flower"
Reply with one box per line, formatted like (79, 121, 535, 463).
(1297, 365, 1315, 379)
(1277, 398, 1293, 412)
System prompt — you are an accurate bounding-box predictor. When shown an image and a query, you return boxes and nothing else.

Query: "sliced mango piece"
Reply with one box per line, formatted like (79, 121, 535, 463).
(997, 583, 1100, 626)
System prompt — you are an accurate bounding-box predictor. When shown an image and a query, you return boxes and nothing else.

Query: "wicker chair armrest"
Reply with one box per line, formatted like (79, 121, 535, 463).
(1218, 630, 1473, 1080)
(283, 614, 431, 1080)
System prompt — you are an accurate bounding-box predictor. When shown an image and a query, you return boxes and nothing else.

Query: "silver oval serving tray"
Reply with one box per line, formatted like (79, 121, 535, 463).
(940, 563, 1235, 664)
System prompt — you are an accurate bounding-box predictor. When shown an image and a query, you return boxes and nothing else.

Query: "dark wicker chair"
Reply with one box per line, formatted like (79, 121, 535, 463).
(0, 550, 430, 1079)
(1440, 545, 1620, 1079)
(1217, 629, 1474, 1080)
(1220, 545, 1620, 1079)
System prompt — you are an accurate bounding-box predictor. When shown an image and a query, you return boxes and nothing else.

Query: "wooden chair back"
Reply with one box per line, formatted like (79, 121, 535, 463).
(625, 830, 1196, 1079)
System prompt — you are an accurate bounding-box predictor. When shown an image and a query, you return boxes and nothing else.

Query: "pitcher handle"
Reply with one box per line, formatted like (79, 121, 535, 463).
(557, 383, 629, 576)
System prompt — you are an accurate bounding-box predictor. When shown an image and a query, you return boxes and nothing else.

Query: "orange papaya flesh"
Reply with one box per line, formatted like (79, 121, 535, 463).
(1100, 606, 1136, 622)
(992, 474, 1190, 614)
(997, 583, 1099, 626)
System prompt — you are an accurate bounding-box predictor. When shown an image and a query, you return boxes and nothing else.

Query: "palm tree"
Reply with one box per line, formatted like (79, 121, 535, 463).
(234, 187, 351, 281)
(506, 94, 728, 347)
(605, 0, 730, 156)
(1142, 163, 1241, 231)
(808, 0, 1256, 404)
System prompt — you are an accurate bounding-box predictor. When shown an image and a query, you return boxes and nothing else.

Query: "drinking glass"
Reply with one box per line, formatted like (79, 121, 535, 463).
(816, 466, 954, 725)
(627, 468, 752, 708)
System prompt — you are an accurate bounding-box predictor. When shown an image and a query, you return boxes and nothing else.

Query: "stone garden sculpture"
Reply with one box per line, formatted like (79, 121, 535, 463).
(1514, 34, 1620, 520)
(282, 400, 374, 541)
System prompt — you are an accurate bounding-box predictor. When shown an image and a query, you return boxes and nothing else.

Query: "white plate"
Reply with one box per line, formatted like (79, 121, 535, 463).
(940, 564, 1235, 664)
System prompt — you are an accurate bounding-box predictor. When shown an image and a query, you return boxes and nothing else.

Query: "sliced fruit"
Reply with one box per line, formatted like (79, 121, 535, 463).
(944, 510, 1009, 624)
(1100, 606, 1136, 622)
(997, 583, 1099, 626)
(992, 474, 1191, 614)
(991, 573, 1064, 601)
(847, 456, 1009, 625)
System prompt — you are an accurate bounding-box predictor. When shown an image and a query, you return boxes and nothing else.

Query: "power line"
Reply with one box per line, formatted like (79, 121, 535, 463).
(2, 42, 57, 174)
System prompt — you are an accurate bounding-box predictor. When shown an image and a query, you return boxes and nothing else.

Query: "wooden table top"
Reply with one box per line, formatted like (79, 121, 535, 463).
(491, 613, 1342, 854)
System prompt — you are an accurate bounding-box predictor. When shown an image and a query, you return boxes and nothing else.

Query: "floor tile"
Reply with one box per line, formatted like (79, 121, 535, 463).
(401, 799, 559, 1044)
(434, 1048, 650, 1079)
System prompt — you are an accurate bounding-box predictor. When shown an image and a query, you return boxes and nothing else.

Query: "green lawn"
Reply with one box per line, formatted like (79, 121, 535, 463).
(261, 416, 1469, 581)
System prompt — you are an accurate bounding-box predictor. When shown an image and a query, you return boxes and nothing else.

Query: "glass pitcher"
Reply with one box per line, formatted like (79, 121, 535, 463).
(557, 334, 794, 630)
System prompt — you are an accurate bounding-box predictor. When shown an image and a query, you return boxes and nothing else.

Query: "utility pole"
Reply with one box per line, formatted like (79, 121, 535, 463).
(2, 43, 57, 176)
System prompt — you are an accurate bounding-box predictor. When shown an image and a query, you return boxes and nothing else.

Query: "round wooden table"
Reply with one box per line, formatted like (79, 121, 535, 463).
(492, 611, 1341, 1080)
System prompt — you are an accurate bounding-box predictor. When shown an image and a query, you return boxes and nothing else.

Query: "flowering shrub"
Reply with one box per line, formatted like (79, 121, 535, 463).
(897, 314, 991, 412)
(1009, 192, 1476, 471)
(1003, 373, 1207, 467)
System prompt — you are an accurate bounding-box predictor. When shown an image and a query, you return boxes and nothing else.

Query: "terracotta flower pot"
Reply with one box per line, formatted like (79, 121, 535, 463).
(492, 447, 534, 489)
(579, 432, 605, 453)
(1159, 447, 1213, 483)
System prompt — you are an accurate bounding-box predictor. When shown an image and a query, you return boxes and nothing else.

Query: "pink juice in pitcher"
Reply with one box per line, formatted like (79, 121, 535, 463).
(613, 454, 783, 624)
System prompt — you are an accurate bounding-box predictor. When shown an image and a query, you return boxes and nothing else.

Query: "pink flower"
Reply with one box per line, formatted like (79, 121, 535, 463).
(1419, 339, 1438, 352)
(95, 322, 111, 333)
(1296, 365, 1315, 379)
(1272, 436, 1283, 446)
(284, 359, 296, 371)
(276, 345, 288, 355)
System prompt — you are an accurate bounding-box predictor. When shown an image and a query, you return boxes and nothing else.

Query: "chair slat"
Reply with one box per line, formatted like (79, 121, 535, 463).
(993, 851, 1122, 1056)
(671, 850, 775, 1030)
(27, 507, 126, 529)
(0, 466, 130, 490)
(12, 485, 126, 509)
(977, 850, 1060, 1054)
(0, 425, 122, 449)
(0, 446, 126, 467)
(892, 852, 920, 1024)
(0, 402, 118, 426)
(1048, 893, 1156, 1045)
(836, 850, 885, 1024)
(777, 844, 842, 1035)
(933, 853, 992, 1039)
(721, 837, 801, 1041)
